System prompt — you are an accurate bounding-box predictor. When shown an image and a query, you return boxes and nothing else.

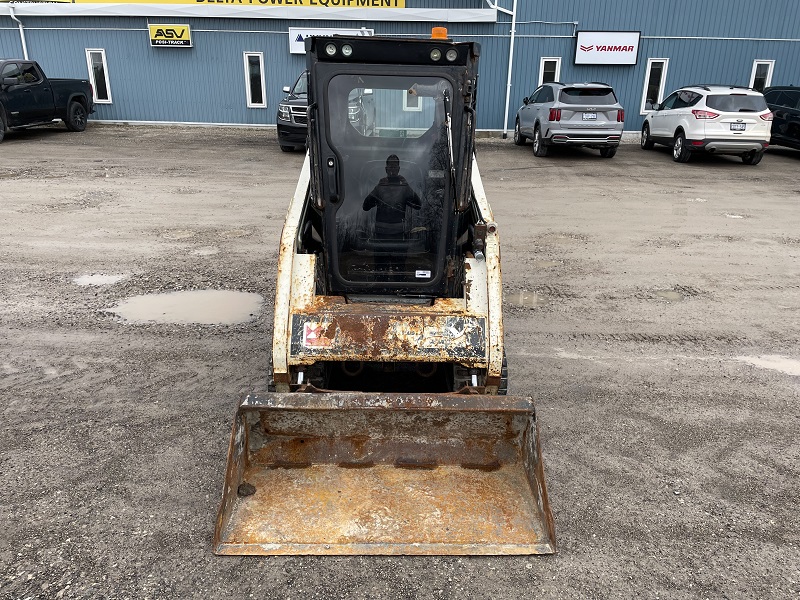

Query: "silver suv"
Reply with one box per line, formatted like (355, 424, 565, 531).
(514, 82, 624, 158)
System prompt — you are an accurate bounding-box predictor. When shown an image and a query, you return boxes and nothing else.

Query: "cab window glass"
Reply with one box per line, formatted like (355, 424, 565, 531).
(20, 64, 41, 84)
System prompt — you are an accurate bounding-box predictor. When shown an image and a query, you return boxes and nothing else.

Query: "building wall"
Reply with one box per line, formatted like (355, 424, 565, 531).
(1, 1, 799, 131)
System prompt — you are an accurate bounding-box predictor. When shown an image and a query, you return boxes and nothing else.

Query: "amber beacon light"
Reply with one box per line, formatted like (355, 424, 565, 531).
(431, 27, 448, 39)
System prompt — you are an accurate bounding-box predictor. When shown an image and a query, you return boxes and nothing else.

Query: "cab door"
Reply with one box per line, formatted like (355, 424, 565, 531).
(18, 63, 55, 122)
(1, 62, 27, 126)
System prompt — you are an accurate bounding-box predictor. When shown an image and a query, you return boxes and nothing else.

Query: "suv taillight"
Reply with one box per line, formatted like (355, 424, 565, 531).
(617, 109, 625, 122)
(548, 108, 561, 121)
(760, 111, 774, 121)
(692, 110, 719, 119)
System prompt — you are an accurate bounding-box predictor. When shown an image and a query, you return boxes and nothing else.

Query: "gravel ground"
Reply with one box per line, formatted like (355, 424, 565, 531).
(1, 123, 799, 599)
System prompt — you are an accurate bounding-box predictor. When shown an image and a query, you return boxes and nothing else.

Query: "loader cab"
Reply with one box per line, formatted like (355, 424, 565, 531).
(306, 35, 480, 298)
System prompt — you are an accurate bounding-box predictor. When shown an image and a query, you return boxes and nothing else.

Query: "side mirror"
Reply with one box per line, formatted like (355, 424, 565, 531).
(652, 102, 660, 111)
(282, 85, 290, 93)
(523, 97, 529, 105)
(2, 77, 17, 88)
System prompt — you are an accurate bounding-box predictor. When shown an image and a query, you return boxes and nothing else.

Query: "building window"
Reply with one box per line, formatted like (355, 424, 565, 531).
(85, 49, 111, 104)
(402, 89, 421, 111)
(243, 52, 266, 108)
(641, 58, 669, 114)
(538, 57, 561, 86)
(749, 60, 774, 92)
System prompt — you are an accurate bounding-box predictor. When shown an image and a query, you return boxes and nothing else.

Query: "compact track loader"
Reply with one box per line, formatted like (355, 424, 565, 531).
(214, 31, 556, 556)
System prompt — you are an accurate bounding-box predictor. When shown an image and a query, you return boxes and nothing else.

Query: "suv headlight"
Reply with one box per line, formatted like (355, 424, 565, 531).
(278, 104, 291, 121)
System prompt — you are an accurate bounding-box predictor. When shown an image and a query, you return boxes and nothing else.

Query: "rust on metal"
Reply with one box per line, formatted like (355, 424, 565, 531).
(289, 312, 487, 364)
(214, 392, 556, 556)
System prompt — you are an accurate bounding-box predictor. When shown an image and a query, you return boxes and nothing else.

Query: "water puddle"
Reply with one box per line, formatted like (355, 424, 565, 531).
(191, 246, 220, 256)
(73, 273, 130, 286)
(655, 290, 684, 302)
(735, 355, 800, 377)
(218, 229, 251, 239)
(508, 290, 550, 308)
(108, 290, 263, 325)
(162, 229, 196, 240)
(533, 260, 560, 269)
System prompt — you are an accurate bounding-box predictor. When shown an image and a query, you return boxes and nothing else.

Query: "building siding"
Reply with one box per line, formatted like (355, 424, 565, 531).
(1, 1, 799, 130)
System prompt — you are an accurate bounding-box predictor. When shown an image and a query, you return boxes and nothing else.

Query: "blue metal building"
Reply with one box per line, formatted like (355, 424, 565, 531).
(1, 0, 798, 132)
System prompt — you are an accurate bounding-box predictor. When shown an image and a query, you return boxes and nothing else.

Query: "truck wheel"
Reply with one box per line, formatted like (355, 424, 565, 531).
(65, 101, 87, 132)
(280, 145, 295, 152)
(0, 113, 5, 143)
(532, 126, 550, 157)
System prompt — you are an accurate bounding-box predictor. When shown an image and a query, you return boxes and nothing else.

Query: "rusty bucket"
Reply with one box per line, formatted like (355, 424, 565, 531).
(213, 392, 555, 555)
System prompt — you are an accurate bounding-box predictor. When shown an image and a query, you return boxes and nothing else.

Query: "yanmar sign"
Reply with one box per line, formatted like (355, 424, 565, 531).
(575, 31, 640, 65)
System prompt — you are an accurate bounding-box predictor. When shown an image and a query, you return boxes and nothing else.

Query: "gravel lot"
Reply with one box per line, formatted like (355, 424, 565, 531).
(1, 123, 799, 599)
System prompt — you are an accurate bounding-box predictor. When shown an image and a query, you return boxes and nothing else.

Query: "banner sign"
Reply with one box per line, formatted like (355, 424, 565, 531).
(574, 31, 640, 65)
(289, 27, 373, 54)
(149, 24, 192, 46)
(77, 0, 404, 5)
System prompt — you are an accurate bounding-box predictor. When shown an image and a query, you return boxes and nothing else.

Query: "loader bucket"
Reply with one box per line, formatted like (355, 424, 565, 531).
(213, 393, 556, 555)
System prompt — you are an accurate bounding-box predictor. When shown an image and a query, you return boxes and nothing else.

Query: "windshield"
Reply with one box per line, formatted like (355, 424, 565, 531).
(326, 74, 453, 287)
(559, 88, 617, 105)
(706, 94, 767, 112)
(292, 72, 308, 96)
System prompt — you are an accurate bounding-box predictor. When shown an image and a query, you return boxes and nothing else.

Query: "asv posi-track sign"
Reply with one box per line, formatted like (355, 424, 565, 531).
(149, 24, 192, 47)
(574, 31, 640, 65)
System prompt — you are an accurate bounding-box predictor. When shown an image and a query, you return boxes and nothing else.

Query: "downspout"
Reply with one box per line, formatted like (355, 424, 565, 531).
(8, 4, 29, 60)
(500, 0, 517, 138)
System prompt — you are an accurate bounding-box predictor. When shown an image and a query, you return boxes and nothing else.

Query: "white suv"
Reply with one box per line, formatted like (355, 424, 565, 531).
(640, 85, 772, 164)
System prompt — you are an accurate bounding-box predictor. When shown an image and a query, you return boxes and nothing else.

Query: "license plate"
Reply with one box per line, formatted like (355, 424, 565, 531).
(582, 113, 597, 121)
(730, 123, 746, 131)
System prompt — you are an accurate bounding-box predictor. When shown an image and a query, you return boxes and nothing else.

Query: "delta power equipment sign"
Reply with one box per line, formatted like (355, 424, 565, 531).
(574, 31, 640, 65)
(149, 24, 192, 47)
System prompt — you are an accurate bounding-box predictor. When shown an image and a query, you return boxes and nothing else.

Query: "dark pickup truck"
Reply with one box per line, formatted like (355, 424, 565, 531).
(0, 59, 94, 143)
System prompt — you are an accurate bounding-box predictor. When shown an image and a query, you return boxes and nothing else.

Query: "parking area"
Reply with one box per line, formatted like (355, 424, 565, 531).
(1, 124, 799, 599)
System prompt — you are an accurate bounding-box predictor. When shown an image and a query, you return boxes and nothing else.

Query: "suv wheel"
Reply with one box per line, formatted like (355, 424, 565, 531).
(513, 119, 526, 146)
(533, 126, 550, 157)
(600, 147, 617, 159)
(672, 132, 691, 163)
(641, 123, 654, 150)
(742, 150, 764, 165)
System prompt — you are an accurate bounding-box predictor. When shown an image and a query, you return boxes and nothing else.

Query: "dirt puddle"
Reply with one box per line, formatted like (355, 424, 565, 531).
(735, 355, 800, 377)
(508, 290, 550, 308)
(74, 274, 131, 286)
(109, 290, 263, 325)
